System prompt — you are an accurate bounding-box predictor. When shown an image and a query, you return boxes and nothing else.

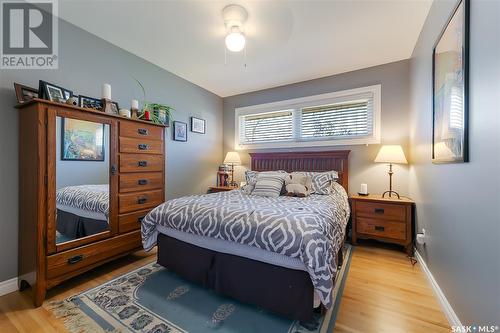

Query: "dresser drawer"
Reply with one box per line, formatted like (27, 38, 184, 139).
(119, 209, 151, 233)
(120, 137, 163, 154)
(355, 201, 406, 222)
(46, 231, 141, 279)
(119, 121, 164, 141)
(119, 189, 163, 214)
(120, 172, 163, 193)
(120, 154, 163, 172)
(356, 217, 407, 240)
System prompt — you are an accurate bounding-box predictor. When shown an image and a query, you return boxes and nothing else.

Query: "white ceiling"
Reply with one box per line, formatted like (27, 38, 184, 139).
(59, 0, 432, 97)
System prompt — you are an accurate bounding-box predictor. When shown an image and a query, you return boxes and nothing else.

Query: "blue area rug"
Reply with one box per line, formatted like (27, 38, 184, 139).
(48, 245, 352, 333)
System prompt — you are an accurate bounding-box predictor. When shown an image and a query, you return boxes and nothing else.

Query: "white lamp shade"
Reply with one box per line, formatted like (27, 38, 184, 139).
(225, 27, 246, 52)
(374, 145, 408, 164)
(224, 151, 241, 165)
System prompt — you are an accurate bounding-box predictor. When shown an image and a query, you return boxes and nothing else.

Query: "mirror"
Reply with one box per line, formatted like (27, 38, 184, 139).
(55, 116, 110, 245)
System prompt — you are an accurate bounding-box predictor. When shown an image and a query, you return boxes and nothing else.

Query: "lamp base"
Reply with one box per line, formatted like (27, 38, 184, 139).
(382, 190, 400, 199)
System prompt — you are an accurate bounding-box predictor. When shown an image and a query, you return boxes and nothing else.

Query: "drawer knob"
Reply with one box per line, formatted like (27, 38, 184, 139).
(137, 197, 148, 204)
(374, 208, 385, 214)
(138, 144, 149, 150)
(138, 128, 149, 135)
(374, 226, 385, 231)
(67, 255, 83, 265)
(138, 179, 148, 185)
(138, 161, 148, 167)
(138, 216, 145, 223)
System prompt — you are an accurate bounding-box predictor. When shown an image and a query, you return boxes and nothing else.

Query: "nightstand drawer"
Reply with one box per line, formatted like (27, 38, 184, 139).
(355, 201, 406, 222)
(356, 217, 406, 240)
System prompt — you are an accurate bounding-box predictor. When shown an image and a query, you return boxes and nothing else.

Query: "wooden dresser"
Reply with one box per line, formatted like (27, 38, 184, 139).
(17, 99, 167, 306)
(350, 194, 414, 254)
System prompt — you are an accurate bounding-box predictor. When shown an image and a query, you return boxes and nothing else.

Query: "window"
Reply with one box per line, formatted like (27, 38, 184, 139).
(235, 85, 381, 149)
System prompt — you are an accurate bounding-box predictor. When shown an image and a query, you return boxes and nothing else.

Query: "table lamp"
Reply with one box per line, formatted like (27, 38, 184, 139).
(374, 145, 407, 199)
(223, 151, 241, 187)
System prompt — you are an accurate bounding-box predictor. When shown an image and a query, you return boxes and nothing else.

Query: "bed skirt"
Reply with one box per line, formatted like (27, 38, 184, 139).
(57, 209, 108, 240)
(157, 233, 316, 321)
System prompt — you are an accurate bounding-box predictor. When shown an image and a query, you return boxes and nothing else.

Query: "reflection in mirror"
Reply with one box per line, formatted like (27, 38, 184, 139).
(55, 117, 110, 244)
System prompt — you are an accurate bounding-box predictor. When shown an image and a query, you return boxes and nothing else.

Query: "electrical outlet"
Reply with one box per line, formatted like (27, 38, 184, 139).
(416, 228, 426, 245)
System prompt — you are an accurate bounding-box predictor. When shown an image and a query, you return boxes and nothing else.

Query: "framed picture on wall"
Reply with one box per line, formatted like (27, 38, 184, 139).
(61, 118, 105, 161)
(190, 117, 206, 134)
(173, 121, 188, 142)
(432, 0, 469, 163)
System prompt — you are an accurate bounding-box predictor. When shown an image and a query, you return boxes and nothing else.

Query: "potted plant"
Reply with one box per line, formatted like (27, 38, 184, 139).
(134, 79, 174, 125)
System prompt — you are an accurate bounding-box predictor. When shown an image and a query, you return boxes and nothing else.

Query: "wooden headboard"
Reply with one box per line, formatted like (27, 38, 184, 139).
(249, 150, 350, 191)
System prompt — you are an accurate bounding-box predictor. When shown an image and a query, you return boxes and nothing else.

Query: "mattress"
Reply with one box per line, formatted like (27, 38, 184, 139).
(142, 182, 350, 308)
(157, 225, 307, 271)
(57, 203, 107, 221)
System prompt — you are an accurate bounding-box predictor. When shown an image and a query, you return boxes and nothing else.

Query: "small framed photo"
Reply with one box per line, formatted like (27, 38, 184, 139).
(110, 101, 119, 115)
(173, 121, 188, 142)
(39, 80, 72, 103)
(79, 95, 103, 111)
(190, 117, 206, 134)
(14, 83, 38, 103)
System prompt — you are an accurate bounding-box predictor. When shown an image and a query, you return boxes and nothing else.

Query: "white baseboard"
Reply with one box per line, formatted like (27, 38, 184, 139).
(0, 277, 18, 297)
(415, 250, 462, 328)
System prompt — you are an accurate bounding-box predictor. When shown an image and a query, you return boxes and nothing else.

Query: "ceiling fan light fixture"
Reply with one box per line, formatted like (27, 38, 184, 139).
(225, 26, 246, 52)
(222, 4, 248, 53)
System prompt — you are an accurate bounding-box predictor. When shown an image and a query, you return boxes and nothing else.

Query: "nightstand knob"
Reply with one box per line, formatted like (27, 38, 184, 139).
(375, 226, 385, 231)
(374, 208, 385, 214)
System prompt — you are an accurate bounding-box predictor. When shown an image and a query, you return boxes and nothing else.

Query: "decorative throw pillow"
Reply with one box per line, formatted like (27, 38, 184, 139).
(251, 173, 287, 198)
(292, 171, 339, 194)
(245, 170, 287, 183)
(241, 178, 257, 195)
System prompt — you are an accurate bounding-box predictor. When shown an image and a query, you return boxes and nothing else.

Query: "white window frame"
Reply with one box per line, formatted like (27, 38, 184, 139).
(234, 85, 381, 150)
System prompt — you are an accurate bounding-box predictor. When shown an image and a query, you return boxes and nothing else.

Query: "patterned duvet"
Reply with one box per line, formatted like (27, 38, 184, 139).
(56, 185, 109, 218)
(141, 182, 350, 308)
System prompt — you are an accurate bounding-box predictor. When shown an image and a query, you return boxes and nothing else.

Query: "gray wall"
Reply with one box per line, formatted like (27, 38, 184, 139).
(409, 0, 500, 324)
(0, 19, 223, 281)
(56, 117, 110, 188)
(223, 60, 411, 195)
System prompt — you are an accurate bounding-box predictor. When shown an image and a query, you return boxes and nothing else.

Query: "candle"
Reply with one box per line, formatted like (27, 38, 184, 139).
(102, 83, 111, 99)
(119, 109, 131, 118)
(360, 183, 368, 195)
(131, 99, 139, 110)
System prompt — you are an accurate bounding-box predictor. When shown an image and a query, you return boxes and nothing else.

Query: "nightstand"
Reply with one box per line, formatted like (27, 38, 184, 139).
(208, 186, 239, 193)
(350, 194, 414, 254)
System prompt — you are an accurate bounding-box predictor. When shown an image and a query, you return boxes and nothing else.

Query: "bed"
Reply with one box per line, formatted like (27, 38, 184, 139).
(142, 150, 350, 322)
(55, 184, 109, 241)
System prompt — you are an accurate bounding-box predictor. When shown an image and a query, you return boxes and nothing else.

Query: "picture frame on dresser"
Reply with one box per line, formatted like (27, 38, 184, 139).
(432, 0, 469, 163)
(14, 83, 38, 103)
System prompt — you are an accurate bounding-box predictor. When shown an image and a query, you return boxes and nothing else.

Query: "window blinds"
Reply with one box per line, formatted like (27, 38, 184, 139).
(236, 87, 378, 148)
(240, 110, 293, 144)
(300, 100, 371, 139)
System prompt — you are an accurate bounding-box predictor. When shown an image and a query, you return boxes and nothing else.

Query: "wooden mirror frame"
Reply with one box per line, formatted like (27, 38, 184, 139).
(46, 106, 119, 254)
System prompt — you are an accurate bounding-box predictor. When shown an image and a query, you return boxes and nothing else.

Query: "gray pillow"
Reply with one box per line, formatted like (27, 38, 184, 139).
(245, 170, 287, 183)
(251, 173, 287, 198)
(291, 171, 339, 194)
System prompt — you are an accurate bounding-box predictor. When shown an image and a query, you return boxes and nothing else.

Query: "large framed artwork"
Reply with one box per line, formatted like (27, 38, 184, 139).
(61, 118, 105, 161)
(432, 0, 469, 163)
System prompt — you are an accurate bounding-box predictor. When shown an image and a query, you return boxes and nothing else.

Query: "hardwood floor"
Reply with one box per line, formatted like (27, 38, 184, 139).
(0, 244, 449, 332)
(336, 242, 450, 333)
